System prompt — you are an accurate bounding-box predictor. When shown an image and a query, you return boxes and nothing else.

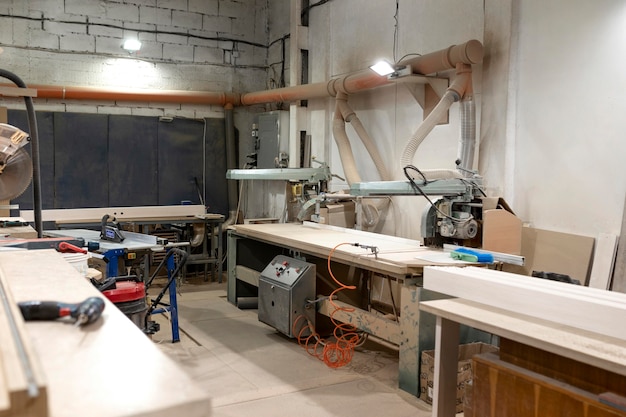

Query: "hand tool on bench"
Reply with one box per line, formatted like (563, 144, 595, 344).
(18, 296, 105, 326)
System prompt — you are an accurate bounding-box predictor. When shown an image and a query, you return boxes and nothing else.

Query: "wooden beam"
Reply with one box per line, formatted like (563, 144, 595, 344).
(20, 205, 206, 223)
(424, 266, 626, 340)
(0, 87, 38, 98)
(318, 299, 401, 345)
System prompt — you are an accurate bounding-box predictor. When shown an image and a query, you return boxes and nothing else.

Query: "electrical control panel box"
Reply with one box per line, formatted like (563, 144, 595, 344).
(256, 111, 289, 169)
(258, 255, 315, 338)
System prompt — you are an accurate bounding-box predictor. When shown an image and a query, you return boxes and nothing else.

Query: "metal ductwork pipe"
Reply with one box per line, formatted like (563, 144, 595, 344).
(458, 96, 476, 175)
(2, 41, 483, 106)
(224, 103, 238, 226)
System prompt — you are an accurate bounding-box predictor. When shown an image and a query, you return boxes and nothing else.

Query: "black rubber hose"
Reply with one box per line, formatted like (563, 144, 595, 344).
(0, 69, 42, 237)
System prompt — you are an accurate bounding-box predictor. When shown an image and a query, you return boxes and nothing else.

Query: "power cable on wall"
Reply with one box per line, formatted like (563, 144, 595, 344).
(301, 0, 333, 23)
(1, 13, 268, 49)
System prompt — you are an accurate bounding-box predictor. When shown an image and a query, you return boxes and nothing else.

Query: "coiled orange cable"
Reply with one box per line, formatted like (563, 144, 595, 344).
(293, 242, 364, 368)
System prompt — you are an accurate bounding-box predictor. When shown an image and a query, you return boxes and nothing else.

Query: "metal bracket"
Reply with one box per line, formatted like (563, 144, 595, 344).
(394, 75, 450, 124)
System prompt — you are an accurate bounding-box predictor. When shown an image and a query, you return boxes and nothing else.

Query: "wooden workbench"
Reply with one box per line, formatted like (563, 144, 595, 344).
(0, 249, 211, 417)
(228, 221, 464, 277)
(421, 266, 626, 417)
(226, 222, 483, 398)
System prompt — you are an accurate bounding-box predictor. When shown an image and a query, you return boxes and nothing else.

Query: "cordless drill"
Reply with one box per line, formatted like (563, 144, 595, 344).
(18, 296, 105, 326)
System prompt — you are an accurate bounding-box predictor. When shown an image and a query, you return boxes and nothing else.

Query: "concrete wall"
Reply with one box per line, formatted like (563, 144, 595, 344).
(0, 0, 270, 121)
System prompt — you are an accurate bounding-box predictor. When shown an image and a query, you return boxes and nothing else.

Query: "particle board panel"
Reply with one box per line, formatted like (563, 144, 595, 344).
(424, 266, 626, 340)
(0, 250, 212, 417)
(612, 194, 626, 293)
(502, 226, 595, 284)
(589, 233, 618, 290)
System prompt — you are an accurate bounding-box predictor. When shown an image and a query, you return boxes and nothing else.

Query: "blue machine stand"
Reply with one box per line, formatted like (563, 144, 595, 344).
(144, 247, 188, 343)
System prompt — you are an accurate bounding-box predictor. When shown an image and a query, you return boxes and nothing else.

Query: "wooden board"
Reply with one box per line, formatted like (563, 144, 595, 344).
(589, 233, 618, 289)
(230, 222, 472, 277)
(0, 267, 48, 417)
(424, 266, 626, 340)
(20, 205, 206, 223)
(0, 250, 211, 417)
(419, 298, 626, 377)
(502, 226, 595, 283)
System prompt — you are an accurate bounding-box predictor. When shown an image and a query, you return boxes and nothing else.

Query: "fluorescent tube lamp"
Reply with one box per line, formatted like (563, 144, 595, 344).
(369, 60, 395, 76)
(122, 39, 142, 52)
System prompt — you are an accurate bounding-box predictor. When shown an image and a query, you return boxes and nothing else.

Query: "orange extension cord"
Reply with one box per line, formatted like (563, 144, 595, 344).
(293, 242, 364, 368)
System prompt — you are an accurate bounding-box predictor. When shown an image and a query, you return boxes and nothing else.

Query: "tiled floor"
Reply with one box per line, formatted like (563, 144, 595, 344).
(151, 282, 433, 417)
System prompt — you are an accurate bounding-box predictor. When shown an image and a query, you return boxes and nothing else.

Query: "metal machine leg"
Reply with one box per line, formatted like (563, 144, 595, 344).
(147, 247, 186, 343)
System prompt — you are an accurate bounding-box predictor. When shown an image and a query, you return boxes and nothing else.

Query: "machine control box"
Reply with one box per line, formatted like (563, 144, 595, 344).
(258, 255, 315, 338)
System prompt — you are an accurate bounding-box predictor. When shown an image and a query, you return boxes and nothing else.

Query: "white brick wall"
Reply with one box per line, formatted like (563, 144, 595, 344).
(0, 0, 293, 124)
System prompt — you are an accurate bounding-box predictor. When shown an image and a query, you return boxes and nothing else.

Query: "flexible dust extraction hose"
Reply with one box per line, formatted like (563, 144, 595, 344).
(0, 69, 42, 237)
(458, 96, 476, 175)
(334, 93, 391, 229)
(335, 92, 391, 181)
(399, 89, 458, 169)
(332, 105, 361, 185)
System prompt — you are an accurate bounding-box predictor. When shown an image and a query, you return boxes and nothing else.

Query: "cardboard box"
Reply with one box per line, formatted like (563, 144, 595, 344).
(419, 342, 499, 413)
(318, 201, 355, 228)
(481, 197, 522, 255)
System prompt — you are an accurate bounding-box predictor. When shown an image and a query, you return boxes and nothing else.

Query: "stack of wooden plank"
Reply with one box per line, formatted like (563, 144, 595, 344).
(423, 266, 626, 416)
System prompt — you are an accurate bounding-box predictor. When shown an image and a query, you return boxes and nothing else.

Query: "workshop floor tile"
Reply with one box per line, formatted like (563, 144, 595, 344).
(155, 284, 435, 417)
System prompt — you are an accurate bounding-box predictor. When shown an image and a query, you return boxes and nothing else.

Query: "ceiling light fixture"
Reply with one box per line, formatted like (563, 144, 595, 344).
(369, 60, 395, 76)
(122, 39, 142, 52)
(369, 60, 412, 80)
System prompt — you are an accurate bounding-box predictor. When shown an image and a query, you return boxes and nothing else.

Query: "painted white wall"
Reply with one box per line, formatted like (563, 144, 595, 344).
(302, 0, 626, 241)
(510, 0, 626, 237)
(306, 0, 484, 238)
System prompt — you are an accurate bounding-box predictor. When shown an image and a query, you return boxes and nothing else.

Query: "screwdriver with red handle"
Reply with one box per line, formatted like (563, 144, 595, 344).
(18, 296, 105, 326)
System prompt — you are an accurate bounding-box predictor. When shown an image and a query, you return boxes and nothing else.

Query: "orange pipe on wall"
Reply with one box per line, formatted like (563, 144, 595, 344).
(0, 40, 483, 107)
(18, 84, 242, 106)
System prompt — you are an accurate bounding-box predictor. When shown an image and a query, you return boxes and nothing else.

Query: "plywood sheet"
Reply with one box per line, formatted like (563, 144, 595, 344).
(502, 226, 595, 284)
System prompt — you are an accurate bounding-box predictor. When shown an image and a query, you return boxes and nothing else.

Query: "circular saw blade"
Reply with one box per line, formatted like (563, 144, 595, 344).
(0, 147, 33, 200)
